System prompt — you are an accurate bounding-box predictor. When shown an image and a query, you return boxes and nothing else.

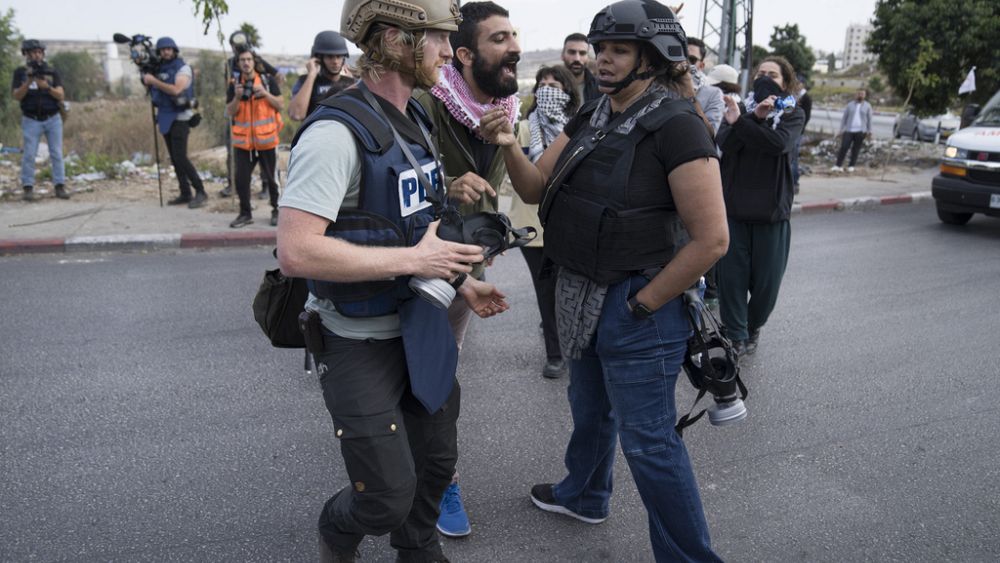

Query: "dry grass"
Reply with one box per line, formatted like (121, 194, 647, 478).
(63, 98, 223, 163)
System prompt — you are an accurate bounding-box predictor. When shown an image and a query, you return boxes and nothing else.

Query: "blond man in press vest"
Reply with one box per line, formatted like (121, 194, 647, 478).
(226, 49, 284, 227)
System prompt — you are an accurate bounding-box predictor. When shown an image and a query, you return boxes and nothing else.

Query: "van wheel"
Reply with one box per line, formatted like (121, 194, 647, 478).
(936, 204, 973, 225)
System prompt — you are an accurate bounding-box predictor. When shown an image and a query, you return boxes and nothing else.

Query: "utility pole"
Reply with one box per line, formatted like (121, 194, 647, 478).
(699, 0, 754, 92)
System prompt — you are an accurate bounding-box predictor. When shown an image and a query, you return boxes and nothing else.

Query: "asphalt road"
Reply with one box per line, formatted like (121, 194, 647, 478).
(2, 203, 999, 563)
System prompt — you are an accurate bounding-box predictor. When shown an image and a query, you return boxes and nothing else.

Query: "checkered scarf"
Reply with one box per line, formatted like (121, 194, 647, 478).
(430, 64, 520, 140)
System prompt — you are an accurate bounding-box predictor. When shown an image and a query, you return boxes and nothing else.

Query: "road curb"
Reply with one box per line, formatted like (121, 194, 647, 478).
(1, 193, 933, 257)
(791, 190, 931, 216)
(2, 231, 277, 257)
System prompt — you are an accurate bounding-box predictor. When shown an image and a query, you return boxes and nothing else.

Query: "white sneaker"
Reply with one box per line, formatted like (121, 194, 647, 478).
(847, 166, 856, 173)
(830, 165, 843, 172)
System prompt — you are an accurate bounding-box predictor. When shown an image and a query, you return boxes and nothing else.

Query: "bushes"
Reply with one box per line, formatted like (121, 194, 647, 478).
(49, 51, 106, 102)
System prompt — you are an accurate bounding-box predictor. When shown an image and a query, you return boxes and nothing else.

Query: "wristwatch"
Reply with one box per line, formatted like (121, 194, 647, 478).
(628, 296, 654, 320)
(449, 273, 468, 290)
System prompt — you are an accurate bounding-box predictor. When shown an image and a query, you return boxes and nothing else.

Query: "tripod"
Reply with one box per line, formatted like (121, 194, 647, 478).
(149, 101, 164, 207)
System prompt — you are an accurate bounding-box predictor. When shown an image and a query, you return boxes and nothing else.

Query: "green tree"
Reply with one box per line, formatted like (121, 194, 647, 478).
(0, 8, 23, 146)
(49, 52, 105, 102)
(768, 24, 816, 79)
(238, 22, 262, 49)
(868, 75, 885, 94)
(750, 45, 770, 70)
(827, 53, 836, 73)
(190, 0, 229, 43)
(192, 50, 228, 147)
(868, 0, 1000, 115)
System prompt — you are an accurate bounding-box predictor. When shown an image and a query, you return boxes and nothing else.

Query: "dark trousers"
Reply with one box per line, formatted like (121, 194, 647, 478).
(315, 332, 460, 561)
(520, 247, 561, 361)
(234, 148, 278, 216)
(162, 120, 205, 198)
(836, 131, 866, 167)
(717, 219, 791, 342)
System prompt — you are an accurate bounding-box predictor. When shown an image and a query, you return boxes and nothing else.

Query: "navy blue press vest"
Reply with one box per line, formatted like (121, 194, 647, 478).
(290, 87, 458, 415)
(151, 57, 195, 134)
(292, 89, 444, 318)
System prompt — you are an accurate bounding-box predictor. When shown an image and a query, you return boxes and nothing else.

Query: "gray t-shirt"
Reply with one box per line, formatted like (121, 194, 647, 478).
(279, 119, 402, 340)
(175, 65, 194, 121)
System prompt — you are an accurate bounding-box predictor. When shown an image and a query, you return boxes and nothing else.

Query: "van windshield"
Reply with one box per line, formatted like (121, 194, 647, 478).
(973, 91, 1000, 126)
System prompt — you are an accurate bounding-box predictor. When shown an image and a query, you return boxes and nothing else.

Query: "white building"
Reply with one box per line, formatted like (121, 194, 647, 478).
(843, 24, 876, 69)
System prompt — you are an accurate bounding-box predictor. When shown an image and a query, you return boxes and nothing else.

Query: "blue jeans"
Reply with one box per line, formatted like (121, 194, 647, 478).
(21, 114, 65, 187)
(552, 274, 722, 563)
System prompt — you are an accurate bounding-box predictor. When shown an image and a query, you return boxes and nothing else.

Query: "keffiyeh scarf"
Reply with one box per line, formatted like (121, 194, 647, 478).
(527, 86, 571, 162)
(430, 64, 520, 140)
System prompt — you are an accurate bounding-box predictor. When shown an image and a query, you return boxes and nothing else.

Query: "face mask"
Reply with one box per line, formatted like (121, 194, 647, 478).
(535, 85, 570, 117)
(751, 75, 783, 101)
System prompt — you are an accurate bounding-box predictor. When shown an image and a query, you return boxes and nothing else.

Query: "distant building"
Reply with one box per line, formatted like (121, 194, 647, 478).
(843, 24, 876, 68)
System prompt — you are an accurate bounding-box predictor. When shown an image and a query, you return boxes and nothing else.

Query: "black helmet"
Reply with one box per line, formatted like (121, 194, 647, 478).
(311, 31, 349, 57)
(21, 39, 46, 54)
(588, 0, 687, 64)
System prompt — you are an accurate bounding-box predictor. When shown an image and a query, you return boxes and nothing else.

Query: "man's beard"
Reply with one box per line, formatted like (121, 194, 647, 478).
(565, 61, 584, 77)
(471, 51, 519, 98)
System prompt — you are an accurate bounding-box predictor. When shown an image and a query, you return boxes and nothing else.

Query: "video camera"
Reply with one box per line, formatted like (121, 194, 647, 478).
(113, 33, 161, 75)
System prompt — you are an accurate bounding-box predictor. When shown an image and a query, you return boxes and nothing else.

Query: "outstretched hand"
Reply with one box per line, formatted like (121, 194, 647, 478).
(448, 172, 497, 205)
(480, 108, 517, 147)
(458, 277, 509, 318)
(723, 95, 741, 125)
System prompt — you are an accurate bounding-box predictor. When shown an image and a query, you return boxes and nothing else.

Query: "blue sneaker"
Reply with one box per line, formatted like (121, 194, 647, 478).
(436, 482, 471, 537)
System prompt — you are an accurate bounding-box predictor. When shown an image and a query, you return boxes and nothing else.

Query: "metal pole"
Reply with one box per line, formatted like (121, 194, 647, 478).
(150, 102, 164, 207)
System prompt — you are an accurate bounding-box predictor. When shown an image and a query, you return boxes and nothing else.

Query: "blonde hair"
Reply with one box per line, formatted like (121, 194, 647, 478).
(356, 24, 427, 82)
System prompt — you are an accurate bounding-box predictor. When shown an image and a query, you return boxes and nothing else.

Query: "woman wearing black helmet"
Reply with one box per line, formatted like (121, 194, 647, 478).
(482, 1, 727, 560)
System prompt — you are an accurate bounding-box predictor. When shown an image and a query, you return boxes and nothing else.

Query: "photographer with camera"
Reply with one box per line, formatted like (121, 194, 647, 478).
(11, 39, 68, 201)
(277, 1, 510, 560)
(288, 31, 355, 122)
(225, 49, 284, 228)
(219, 30, 282, 199)
(142, 37, 207, 208)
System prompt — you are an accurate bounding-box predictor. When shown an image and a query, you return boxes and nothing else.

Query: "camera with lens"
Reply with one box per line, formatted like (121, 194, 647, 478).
(408, 206, 536, 309)
(26, 60, 55, 78)
(676, 286, 748, 433)
(239, 76, 254, 101)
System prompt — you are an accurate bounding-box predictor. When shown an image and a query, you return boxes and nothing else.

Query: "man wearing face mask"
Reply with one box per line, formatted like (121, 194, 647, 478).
(288, 31, 356, 121)
(715, 56, 804, 356)
(413, 0, 521, 539)
(686, 37, 724, 133)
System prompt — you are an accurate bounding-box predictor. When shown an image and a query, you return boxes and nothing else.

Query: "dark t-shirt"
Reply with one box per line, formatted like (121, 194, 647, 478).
(226, 73, 281, 103)
(562, 104, 718, 207)
(292, 73, 356, 118)
(466, 133, 498, 177)
(12, 65, 63, 118)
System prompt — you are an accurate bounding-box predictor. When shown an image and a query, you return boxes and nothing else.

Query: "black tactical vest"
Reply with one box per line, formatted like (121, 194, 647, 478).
(543, 99, 696, 285)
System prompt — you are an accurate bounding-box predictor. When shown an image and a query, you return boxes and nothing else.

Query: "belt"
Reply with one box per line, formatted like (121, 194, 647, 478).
(23, 112, 58, 121)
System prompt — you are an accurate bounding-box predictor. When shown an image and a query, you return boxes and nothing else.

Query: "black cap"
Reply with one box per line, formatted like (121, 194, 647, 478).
(588, 0, 687, 64)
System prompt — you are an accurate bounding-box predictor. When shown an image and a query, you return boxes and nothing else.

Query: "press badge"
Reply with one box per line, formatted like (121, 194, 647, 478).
(398, 162, 441, 217)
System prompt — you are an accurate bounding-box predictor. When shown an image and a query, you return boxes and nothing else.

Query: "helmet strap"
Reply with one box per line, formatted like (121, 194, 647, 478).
(597, 62, 665, 95)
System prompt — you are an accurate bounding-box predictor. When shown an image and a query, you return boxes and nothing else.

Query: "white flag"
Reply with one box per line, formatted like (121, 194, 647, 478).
(959, 67, 976, 95)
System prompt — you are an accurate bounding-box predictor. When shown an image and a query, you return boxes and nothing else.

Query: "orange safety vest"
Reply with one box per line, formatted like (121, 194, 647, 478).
(231, 73, 283, 151)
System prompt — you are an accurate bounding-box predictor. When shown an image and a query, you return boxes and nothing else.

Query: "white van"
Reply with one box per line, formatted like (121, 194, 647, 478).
(931, 89, 1000, 224)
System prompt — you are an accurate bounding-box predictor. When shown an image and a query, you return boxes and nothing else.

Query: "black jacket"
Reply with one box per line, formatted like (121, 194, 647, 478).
(716, 107, 804, 223)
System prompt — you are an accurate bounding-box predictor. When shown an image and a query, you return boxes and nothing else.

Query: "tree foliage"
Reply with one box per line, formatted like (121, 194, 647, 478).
(0, 8, 23, 146)
(868, 0, 1000, 115)
(190, 0, 229, 43)
(49, 51, 105, 102)
(750, 45, 770, 70)
(768, 24, 816, 79)
(238, 22, 262, 49)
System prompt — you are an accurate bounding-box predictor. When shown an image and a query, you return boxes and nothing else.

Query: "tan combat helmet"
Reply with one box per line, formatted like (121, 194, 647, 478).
(341, 0, 462, 50)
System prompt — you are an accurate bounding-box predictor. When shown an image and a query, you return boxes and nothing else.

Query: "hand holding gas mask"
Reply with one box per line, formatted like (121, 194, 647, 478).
(409, 206, 536, 309)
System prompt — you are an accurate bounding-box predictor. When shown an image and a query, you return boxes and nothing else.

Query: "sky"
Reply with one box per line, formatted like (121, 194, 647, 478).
(8, 0, 879, 57)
